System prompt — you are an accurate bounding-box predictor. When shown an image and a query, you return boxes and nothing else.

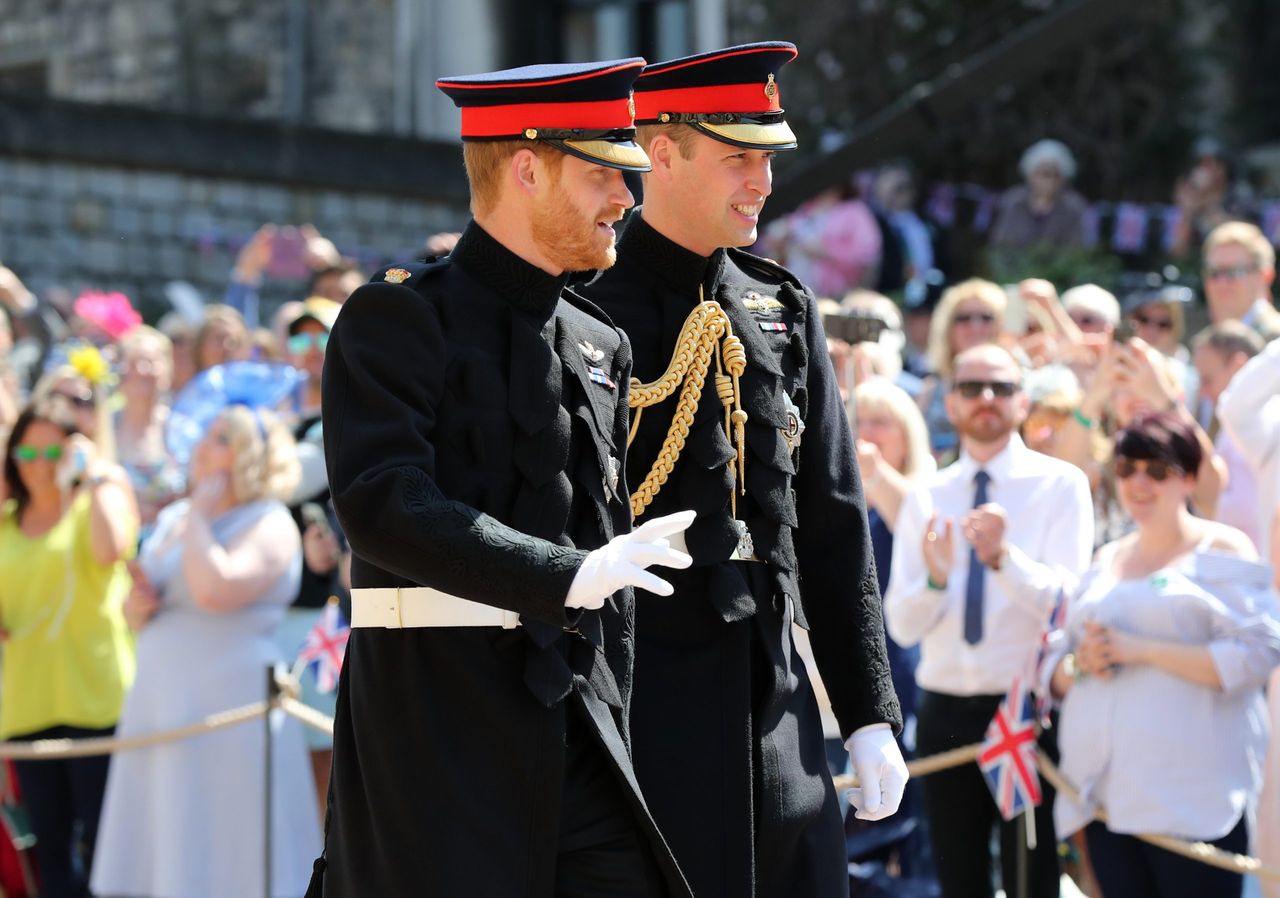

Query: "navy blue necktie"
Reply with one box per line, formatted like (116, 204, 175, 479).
(963, 470, 991, 645)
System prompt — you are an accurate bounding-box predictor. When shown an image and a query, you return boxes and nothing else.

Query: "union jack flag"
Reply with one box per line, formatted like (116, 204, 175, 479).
(978, 675, 1042, 821)
(297, 601, 350, 694)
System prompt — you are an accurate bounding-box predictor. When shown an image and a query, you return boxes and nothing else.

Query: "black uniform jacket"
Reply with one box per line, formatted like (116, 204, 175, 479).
(311, 222, 689, 897)
(583, 211, 903, 897)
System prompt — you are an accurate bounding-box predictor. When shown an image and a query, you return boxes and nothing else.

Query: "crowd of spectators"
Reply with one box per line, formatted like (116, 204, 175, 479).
(0, 182, 1278, 898)
(820, 217, 1280, 898)
(0, 226, 365, 898)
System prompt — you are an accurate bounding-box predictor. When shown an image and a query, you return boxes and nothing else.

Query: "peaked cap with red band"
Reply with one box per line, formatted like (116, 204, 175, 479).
(634, 41, 799, 151)
(437, 58, 651, 172)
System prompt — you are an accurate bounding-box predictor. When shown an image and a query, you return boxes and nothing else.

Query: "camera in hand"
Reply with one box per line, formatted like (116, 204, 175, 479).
(822, 309, 890, 345)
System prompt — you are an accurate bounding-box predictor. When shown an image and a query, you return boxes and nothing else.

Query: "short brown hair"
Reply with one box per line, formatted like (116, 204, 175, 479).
(462, 139, 563, 217)
(1203, 220, 1276, 271)
(1190, 319, 1265, 361)
(635, 123, 699, 164)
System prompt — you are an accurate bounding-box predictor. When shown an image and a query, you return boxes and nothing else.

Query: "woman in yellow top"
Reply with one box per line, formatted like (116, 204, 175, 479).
(0, 397, 136, 898)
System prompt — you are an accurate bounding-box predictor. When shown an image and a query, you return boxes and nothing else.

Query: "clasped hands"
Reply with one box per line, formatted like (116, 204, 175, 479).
(1074, 619, 1145, 679)
(921, 504, 1008, 586)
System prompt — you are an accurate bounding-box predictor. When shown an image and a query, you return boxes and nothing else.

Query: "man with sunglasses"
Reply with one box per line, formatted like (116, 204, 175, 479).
(885, 343, 1093, 898)
(1202, 221, 1280, 343)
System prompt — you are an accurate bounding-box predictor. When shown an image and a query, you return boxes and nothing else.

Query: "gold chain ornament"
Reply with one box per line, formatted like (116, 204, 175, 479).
(627, 288, 748, 520)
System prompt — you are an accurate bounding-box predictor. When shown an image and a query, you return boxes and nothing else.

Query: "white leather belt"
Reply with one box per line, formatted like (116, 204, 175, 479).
(350, 587, 521, 630)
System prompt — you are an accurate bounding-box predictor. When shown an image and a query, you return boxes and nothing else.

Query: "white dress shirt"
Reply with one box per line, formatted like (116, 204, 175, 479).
(1219, 335, 1280, 554)
(885, 434, 1093, 696)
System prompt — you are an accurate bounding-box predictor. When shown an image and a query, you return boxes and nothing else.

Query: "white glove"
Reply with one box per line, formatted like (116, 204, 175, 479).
(565, 510, 696, 610)
(843, 722, 908, 821)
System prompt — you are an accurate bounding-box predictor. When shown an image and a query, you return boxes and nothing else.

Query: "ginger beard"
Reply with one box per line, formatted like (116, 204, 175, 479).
(530, 168, 624, 272)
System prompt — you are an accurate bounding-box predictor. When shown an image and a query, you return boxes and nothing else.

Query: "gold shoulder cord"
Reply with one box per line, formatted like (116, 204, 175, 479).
(627, 287, 748, 520)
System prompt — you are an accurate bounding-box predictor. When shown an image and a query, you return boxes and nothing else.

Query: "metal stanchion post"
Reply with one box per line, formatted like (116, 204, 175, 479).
(265, 666, 277, 898)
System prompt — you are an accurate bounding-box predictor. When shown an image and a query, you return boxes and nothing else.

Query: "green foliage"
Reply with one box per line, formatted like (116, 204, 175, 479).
(984, 242, 1123, 292)
(732, 0, 1206, 200)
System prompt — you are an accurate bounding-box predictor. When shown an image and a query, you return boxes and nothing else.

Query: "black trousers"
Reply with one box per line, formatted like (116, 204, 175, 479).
(12, 725, 113, 898)
(916, 691, 1059, 898)
(1085, 816, 1248, 898)
(555, 702, 664, 897)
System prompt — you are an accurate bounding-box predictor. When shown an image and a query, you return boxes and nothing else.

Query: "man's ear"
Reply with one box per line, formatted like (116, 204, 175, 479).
(509, 148, 543, 198)
(646, 135, 675, 181)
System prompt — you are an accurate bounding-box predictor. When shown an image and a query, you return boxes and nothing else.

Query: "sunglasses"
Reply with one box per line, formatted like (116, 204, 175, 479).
(1113, 456, 1183, 481)
(1132, 312, 1174, 331)
(1203, 265, 1258, 282)
(287, 332, 329, 355)
(12, 444, 63, 463)
(953, 380, 1019, 399)
(953, 312, 996, 326)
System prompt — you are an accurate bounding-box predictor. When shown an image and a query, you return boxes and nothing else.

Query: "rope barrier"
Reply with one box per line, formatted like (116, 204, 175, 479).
(832, 742, 983, 791)
(0, 700, 268, 760)
(834, 738, 1280, 882)
(278, 696, 335, 737)
(3, 694, 1275, 882)
(1035, 751, 1280, 882)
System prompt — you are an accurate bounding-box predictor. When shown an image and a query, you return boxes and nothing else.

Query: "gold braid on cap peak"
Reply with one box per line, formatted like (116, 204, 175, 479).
(627, 288, 748, 520)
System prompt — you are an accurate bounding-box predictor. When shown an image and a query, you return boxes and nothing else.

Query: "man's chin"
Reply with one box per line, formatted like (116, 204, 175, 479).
(961, 420, 1010, 443)
(550, 245, 615, 273)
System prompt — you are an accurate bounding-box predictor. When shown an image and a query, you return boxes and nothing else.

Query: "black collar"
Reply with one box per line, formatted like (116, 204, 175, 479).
(450, 221, 569, 319)
(618, 210, 727, 295)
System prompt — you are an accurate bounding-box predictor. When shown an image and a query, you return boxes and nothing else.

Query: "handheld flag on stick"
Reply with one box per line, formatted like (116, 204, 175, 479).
(978, 675, 1043, 824)
(296, 597, 350, 694)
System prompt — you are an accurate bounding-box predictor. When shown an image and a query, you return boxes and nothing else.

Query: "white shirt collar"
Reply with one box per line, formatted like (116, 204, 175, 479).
(1243, 299, 1271, 327)
(953, 432, 1026, 485)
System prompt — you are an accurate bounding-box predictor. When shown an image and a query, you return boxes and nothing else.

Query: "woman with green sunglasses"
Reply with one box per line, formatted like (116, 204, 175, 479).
(0, 398, 137, 898)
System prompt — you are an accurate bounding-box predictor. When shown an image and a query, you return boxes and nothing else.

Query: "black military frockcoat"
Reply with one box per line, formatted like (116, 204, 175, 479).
(310, 222, 689, 897)
(583, 212, 903, 898)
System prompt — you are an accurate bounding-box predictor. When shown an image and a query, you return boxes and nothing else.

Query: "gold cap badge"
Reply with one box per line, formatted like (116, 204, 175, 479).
(628, 93, 636, 119)
(384, 268, 411, 284)
(765, 73, 777, 99)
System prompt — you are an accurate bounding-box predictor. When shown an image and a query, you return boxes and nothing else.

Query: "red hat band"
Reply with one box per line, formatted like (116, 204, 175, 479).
(459, 97, 635, 139)
(633, 81, 781, 123)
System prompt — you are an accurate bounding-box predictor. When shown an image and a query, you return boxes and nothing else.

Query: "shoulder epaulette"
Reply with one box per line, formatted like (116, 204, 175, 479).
(726, 247, 804, 289)
(370, 258, 452, 291)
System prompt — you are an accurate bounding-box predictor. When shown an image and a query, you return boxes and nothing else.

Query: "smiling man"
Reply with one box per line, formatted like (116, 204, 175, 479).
(1202, 220, 1280, 342)
(309, 59, 698, 898)
(582, 42, 906, 898)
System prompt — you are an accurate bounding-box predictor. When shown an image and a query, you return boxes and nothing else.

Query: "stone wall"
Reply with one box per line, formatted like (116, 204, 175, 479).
(0, 154, 466, 321)
(0, 0, 398, 133)
(0, 89, 470, 323)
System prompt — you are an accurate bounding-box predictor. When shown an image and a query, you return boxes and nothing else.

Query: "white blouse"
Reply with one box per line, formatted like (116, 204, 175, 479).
(1051, 548, 1280, 841)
